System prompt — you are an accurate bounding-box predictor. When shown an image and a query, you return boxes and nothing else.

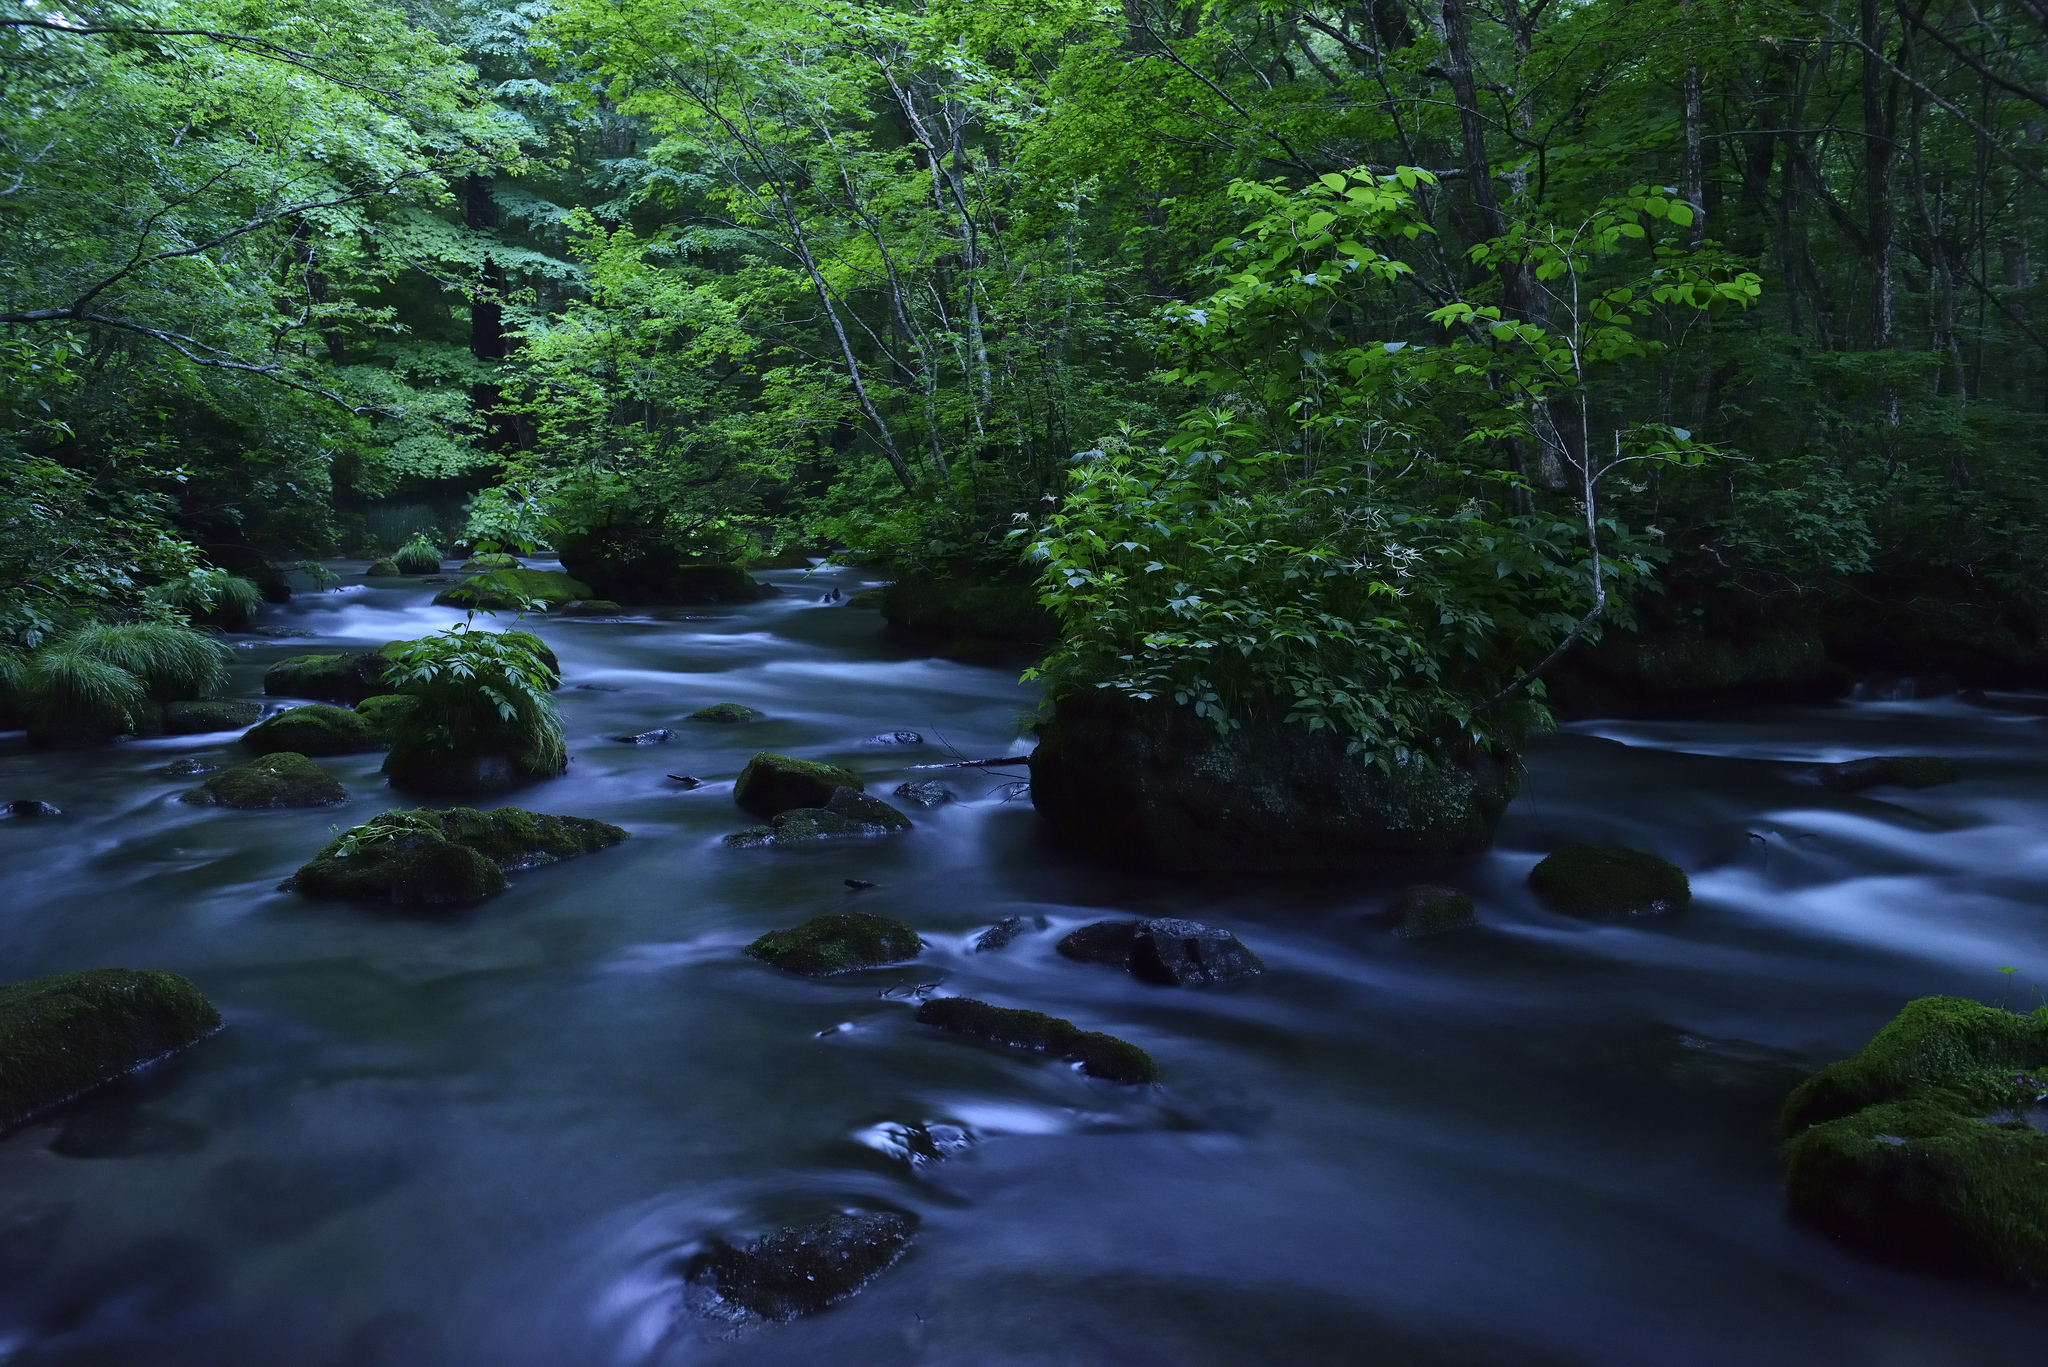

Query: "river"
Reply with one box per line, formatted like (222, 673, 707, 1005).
(0, 563, 2043, 1365)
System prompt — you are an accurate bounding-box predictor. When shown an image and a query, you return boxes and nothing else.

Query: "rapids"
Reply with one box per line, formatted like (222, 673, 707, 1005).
(0, 563, 2043, 1365)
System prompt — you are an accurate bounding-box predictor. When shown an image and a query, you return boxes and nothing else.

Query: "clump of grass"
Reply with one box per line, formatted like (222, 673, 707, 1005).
(393, 535, 444, 575)
(67, 622, 229, 700)
(147, 568, 263, 629)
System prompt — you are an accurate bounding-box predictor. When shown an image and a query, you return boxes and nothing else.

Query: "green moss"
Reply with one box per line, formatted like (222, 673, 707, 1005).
(161, 699, 262, 734)
(0, 969, 222, 1131)
(460, 553, 521, 571)
(365, 558, 401, 577)
(915, 996, 1157, 1084)
(1528, 843, 1691, 917)
(1389, 884, 1479, 938)
(264, 652, 392, 704)
(733, 752, 864, 818)
(292, 806, 629, 907)
(182, 752, 347, 808)
(352, 694, 419, 739)
(1779, 996, 2048, 1135)
(433, 568, 593, 611)
(845, 588, 885, 609)
(691, 703, 763, 723)
(744, 912, 921, 975)
(728, 789, 912, 846)
(241, 703, 381, 756)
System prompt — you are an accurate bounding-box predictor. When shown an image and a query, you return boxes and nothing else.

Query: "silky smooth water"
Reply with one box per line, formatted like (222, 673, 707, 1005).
(1, 566, 2045, 1366)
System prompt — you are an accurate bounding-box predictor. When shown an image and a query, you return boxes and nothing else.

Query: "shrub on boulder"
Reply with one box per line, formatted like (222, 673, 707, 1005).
(733, 752, 863, 818)
(263, 652, 392, 704)
(0, 969, 222, 1131)
(291, 806, 628, 907)
(1528, 843, 1691, 917)
(378, 626, 567, 795)
(161, 698, 262, 735)
(352, 693, 419, 739)
(147, 568, 263, 631)
(1778, 997, 2048, 1290)
(241, 703, 381, 755)
(880, 574, 1057, 644)
(181, 752, 346, 808)
(392, 535, 443, 574)
(744, 912, 920, 976)
(433, 568, 592, 611)
(915, 996, 1156, 1083)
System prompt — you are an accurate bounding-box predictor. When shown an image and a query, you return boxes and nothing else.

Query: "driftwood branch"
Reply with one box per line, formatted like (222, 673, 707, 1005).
(909, 755, 1033, 769)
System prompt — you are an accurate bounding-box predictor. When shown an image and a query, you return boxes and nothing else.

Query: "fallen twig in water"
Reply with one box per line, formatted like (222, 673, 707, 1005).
(908, 755, 1032, 770)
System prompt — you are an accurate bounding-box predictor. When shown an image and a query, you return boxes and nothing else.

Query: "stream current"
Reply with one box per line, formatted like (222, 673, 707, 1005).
(1, 563, 2045, 1366)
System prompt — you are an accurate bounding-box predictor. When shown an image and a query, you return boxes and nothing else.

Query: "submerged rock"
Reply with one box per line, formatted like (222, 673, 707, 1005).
(558, 599, 625, 617)
(915, 996, 1157, 1083)
(181, 753, 347, 809)
(690, 703, 762, 723)
(702, 1210, 916, 1320)
(2, 801, 61, 819)
(1778, 996, 2048, 1290)
(291, 807, 629, 908)
(160, 758, 215, 778)
(744, 912, 921, 976)
(973, 915, 1045, 952)
(263, 652, 392, 704)
(725, 788, 911, 847)
(1528, 844, 1691, 917)
(240, 703, 382, 756)
(733, 752, 864, 818)
(160, 699, 262, 735)
(0, 969, 222, 1131)
(1388, 884, 1479, 939)
(1814, 755, 1964, 793)
(433, 568, 593, 611)
(893, 780, 953, 807)
(609, 728, 673, 745)
(1055, 918, 1264, 986)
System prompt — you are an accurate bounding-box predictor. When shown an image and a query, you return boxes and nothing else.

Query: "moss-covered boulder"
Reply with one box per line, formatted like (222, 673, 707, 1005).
(556, 526, 777, 605)
(558, 599, 625, 617)
(880, 574, 1057, 644)
(1815, 756, 1964, 793)
(744, 912, 920, 976)
(364, 558, 401, 578)
(240, 703, 382, 756)
(1528, 843, 1691, 917)
(690, 703, 763, 723)
(1389, 884, 1479, 938)
(391, 537, 443, 574)
(181, 752, 347, 809)
(433, 568, 593, 611)
(459, 553, 521, 572)
(263, 652, 392, 704)
(0, 969, 222, 1131)
(1778, 997, 2048, 1290)
(291, 807, 629, 908)
(733, 752, 863, 818)
(702, 1211, 916, 1320)
(352, 693, 419, 739)
(1030, 691, 1521, 875)
(161, 698, 262, 735)
(726, 788, 910, 847)
(915, 996, 1156, 1083)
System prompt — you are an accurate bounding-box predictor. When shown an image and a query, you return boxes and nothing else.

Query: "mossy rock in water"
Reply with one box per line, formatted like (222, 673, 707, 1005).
(0, 969, 222, 1131)
(240, 703, 381, 756)
(845, 588, 885, 610)
(292, 806, 629, 908)
(161, 698, 262, 735)
(1389, 884, 1479, 939)
(1054, 918, 1262, 986)
(181, 752, 347, 809)
(690, 703, 763, 723)
(725, 788, 911, 847)
(703, 1211, 916, 1320)
(744, 911, 920, 976)
(433, 568, 593, 611)
(915, 996, 1156, 1083)
(1815, 756, 1964, 793)
(733, 752, 863, 818)
(364, 558, 401, 578)
(459, 553, 521, 572)
(263, 652, 392, 704)
(1528, 843, 1690, 917)
(1778, 997, 2048, 1290)
(352, 693, 419, 739)
(556, 526, 778, 605)
(558, 599, 624, 617)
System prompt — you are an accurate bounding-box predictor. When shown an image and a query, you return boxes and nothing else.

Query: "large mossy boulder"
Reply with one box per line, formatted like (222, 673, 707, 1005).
(364, 558, 401, 578)
(726, 787, 910, 847)
(702, 1211, 916, 1320)
(915, 996, 1157, 1083)
(433, 568, 593, 611)
(1528, 843, 1691, 917)
(181, 752, 347, 808)
(352, 693, 419, 739)
(1028, 691, 1520, 875)
(0, 969, 222, 1131)
(1777, 997, 2048, 1290)
(880, 574, 1057, 644)
(161, 698, 262, 735)
(379, 630, 567, 796)
(556, 526, 776, 605)
(292, 807, 629, 908)
(263, 652, 392, 704)
(744, 912, 920, 976)
(241, 703, 382, 756)
(733, 752, 863, 818)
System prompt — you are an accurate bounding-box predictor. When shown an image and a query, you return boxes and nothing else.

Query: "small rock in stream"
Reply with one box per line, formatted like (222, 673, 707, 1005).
(2, 800, 61, 819)
(160, 758, 217, 778)
(745, 911, 922, 976)
(915, 996, 1156, 1083)
(844, 879, 877, 891)
(892, 780, 953, 807)
(1055, 918, 1264, 986)
(181, 753, 347, 809)
(973, 915, 1046, 952)
(698, 1210, 917, 1320)
(609, 728, 673, 745)
(1528, 844, 1691, 917)
(1387, 884, 1478, 939)
(666, 774, 704, 788)
(866, 731, 923, 746)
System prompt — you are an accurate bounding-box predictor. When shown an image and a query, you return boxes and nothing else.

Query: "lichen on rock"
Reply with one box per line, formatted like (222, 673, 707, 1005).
(291, 806, 629, 907)
(0, 969, 222, 1131)
(181, 752, 347, 808)
(744, 912, 921, 975)
(1527, 843, 1690, 917)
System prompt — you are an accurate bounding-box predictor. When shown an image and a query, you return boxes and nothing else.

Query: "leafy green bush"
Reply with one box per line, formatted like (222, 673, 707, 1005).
(147, 568, 263, 629)
(392, 535, 445, 575)
(379, 624, 567, 791)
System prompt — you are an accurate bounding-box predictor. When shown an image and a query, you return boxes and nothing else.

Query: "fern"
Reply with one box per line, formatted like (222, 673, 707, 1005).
(382, 625, 566, 780)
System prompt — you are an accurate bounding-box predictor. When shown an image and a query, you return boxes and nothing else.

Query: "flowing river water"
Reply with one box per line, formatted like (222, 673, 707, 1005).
(1, 563, 2045, 1366)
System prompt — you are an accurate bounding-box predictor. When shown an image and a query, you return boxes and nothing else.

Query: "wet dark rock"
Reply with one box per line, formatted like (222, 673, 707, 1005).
(702, 1210, 916, 1320)
(915, 996, 1157, 1083)
(893, 780, 954, 807)
(556, 527, 778, 605)
(160, 699, 261, 735)
(744, 912, 921, 976)
(690, 703, 762, 723)
(973, 915, 1044, 952)
(2, 800, 61, 818)
(1029, 691, 1519, 875)
(733, 752, 864, 818)
(1814, 755, 1964, 793)
(1778, 996, 2048, 1290)
(1055, 917, 1263, 986)
(609, 728, 673, 745)
(1056, 920, 1142, 966)
(181, 753, 347, 809)
(241, 703, 382, 756)
(726, 788, 912, 846)
(844, 878, 877, 891)
(558, 599, 625, 617)
(263, 652, 392, 704)
(0, 969, 222, 1131)
(1528, 844, 1691, 917)
(291, 807, 628, 908)
(160, 758, 216, 778)
(1388, 884, 1479, 939)
(433, 568, 593, 611)
(867, 731, 923, 746)
(667, 774, 704, 789)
